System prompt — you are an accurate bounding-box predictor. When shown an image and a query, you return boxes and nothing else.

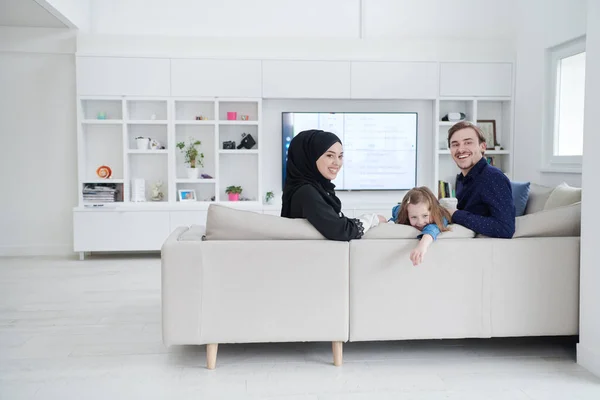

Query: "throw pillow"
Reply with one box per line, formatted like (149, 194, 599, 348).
(204, 204, 325, 240)
(544, 182, 582, 210)
(513, 202, 581, 238)
(511, 181, 531, 217)
(524, 183, 554, 214)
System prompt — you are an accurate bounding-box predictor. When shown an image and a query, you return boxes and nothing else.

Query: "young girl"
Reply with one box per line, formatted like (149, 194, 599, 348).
(390, 187, 452, 266)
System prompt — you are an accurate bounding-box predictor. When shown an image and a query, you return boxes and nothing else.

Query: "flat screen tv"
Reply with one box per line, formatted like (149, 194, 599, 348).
(282, 112, 418, 191)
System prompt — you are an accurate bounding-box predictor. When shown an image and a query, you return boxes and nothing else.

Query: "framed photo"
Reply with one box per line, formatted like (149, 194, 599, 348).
(477, 120, 497, 148)
(178, 189, 196, 202)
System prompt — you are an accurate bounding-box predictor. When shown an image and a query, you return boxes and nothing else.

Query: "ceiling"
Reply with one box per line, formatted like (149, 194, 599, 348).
(0, 0, 68, 28)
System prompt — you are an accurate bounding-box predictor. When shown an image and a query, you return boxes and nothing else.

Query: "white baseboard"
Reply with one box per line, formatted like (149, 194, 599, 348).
(0, 244, 73, 257)
(577, 343, 600, 378)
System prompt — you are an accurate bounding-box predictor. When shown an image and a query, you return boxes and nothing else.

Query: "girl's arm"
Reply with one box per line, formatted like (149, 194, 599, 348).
(418, 223, 442, 240)
(410, 234, 434, 266)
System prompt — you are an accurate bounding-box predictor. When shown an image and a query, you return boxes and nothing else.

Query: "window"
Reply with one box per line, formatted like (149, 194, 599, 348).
(545, 37, 586, 171)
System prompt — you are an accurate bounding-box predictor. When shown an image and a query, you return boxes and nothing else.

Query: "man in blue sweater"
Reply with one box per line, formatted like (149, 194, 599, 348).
(445, 121, 515, 238)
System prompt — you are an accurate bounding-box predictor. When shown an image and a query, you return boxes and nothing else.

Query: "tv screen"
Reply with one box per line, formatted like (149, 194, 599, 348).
(282, 112, 418, 191)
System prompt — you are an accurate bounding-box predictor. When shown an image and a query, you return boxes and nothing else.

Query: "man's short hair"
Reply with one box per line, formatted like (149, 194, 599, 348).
(447, 121, 487, 148)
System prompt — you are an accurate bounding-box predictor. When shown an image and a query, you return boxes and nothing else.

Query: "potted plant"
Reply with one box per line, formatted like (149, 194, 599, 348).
(176, 138, 204, 179)
(225, 185, 243, 201)
(265, 191, 275, 205)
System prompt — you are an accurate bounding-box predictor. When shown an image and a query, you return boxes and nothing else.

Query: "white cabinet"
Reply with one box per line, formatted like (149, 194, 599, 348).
(351, 62, 438, 99)
(171, 59, 262, 97)
(74, 211, 171, 252)
(439, 63, 513, 97)
(262, 61, 351, 98)
(77, 57, 171, 96)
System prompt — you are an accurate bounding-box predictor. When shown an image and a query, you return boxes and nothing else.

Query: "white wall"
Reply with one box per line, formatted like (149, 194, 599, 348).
(262, 99, 433, 208)
(45, 0, 92, 31)
(577, 0, 600, 378)
(0, 27, 78, 256)
(87, 0, 516, 39)
(512, 0, 586, 187)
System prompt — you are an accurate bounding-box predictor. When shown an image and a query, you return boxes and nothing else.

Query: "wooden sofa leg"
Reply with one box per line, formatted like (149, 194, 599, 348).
(332, 341, 343, 366)
(206, 343, 218, 370)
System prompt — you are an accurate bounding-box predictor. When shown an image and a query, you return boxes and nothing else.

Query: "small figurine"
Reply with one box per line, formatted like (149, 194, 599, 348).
(151, 180, 164, 201)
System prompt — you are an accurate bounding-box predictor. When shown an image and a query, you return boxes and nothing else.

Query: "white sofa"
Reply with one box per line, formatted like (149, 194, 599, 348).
(161, 183, 581, 369)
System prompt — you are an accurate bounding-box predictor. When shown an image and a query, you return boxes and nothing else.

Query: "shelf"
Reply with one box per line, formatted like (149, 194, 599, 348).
(219, 150, 259, 155)
(218, 120, 259, 126)
(82, 179, 124, 184)
(127, 150, 168, 154)
(175, 120, 216, 125)
(82, 119, 123, 124)
(438, 121, 470, 126)
(175, 179, 216, 183)
(127, 120, 168, 125)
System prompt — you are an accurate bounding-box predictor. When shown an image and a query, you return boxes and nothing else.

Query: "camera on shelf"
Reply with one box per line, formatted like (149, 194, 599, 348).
(222, 140, 236, 149)
(236, 133, 257, 150)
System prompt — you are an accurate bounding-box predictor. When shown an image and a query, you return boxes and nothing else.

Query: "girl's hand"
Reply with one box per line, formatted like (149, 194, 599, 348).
(409, 245, 427, 266)
(409, 235, 433, 266)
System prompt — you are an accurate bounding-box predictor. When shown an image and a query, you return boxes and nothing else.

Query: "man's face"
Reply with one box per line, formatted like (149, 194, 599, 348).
(450, 128, 486, 175)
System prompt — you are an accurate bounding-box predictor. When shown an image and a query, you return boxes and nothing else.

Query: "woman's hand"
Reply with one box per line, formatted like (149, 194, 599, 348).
(377, 215, 388, 223)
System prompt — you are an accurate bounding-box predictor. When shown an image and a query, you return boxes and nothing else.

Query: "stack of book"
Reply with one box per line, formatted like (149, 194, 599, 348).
(82, 184, 119, 203)
(438, 180, 455, 198)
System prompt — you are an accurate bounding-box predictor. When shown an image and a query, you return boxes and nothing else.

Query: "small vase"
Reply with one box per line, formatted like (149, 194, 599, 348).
(186, 168, 200, 180)
(136, 137, 149, 150)
(228, 193, 239, 201)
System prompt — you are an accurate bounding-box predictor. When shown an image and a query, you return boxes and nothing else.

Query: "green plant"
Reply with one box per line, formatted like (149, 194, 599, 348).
(225, 185, 243, 195)
(176, 138, 204, 168)
(265, 191, 274, 202)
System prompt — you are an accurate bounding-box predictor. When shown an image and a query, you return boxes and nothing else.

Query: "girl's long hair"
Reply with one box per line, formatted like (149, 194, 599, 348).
(396, 186, 451, 232)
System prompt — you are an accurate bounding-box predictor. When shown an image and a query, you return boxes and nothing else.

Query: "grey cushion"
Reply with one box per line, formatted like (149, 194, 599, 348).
(363, 223, 475, 240)
(204, 204, 325, 240)
(514, 202, 581, 238)
(525, 183, 554, 214)
(544, 182, 582, 210)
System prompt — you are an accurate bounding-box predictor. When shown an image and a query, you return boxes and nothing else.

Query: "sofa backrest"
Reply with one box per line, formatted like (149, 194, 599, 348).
(204, 204, 326, 240)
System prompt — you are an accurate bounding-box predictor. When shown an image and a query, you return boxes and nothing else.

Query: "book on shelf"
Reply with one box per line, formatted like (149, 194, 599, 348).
(438, 180, 455, 198)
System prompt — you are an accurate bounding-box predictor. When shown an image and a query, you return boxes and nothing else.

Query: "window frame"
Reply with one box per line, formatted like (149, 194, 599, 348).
(543, 36, 586, 173)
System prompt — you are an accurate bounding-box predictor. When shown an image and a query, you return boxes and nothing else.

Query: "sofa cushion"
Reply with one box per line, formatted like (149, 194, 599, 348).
(544, 182, 582, 210)
(511, 181, 530, 217)
(513, 202, 581, 238)
(363, 223, 420, 239)
(363, 223, 476, 239)
(204, 204, 325, 240)
(524, 183, 554, 214)
(178, 224, 206, 241)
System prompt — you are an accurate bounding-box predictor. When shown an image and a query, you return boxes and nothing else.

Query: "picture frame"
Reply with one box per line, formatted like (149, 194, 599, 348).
(477, 120, 497, 148)
(178, 189, 196, 202)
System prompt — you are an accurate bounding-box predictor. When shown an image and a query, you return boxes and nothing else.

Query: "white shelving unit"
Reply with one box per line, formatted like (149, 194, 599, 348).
(434, 97, 513, 197)
(76, 97, 262, 207)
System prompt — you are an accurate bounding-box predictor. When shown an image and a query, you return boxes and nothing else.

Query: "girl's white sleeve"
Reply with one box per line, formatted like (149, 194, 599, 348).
(356, 213, 380, 234)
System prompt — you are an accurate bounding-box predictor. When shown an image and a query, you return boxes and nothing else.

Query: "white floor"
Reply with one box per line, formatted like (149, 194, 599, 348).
(1, 255, 599, 400)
